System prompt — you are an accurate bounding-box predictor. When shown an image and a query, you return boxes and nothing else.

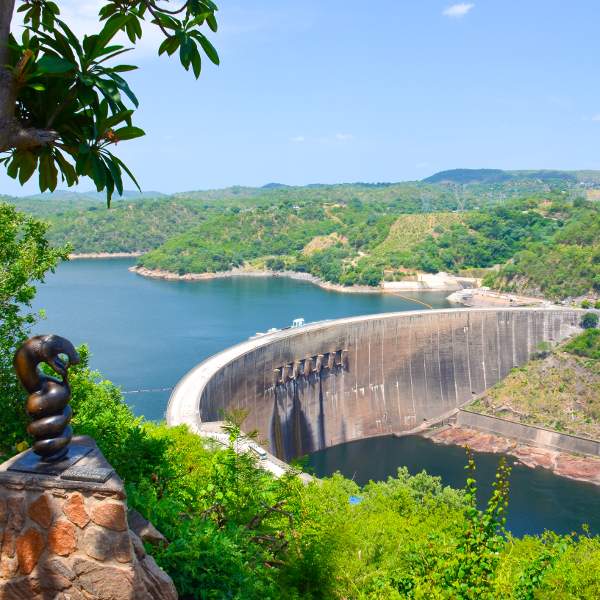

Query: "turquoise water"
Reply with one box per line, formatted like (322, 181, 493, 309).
(32, 258, 451, 421)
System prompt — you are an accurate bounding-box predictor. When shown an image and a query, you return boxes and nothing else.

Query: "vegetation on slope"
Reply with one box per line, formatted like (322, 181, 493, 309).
(8, 177, 574, 253)
(488, 199, 600, 300)
(469, 328, 600, 440)
(139, 196, 568, 288)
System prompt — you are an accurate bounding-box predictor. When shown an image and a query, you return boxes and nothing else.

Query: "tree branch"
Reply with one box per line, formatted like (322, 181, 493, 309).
(0, 0, 58, 152)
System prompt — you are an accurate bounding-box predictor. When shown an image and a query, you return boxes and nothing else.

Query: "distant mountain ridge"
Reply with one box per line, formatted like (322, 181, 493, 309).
(423, 168, 600, 185)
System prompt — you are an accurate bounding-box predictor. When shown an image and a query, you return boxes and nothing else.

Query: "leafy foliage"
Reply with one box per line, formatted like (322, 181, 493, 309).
(0, 202, 68, 459)
(565, 328, 600, 359)
(1, 0, 219, 202)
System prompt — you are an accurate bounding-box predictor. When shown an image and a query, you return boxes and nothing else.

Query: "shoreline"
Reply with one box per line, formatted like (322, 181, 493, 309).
(447, 288, 549, 308)
(129, 265, 462, 297)
(69, 252, 144, 260)
(427, 425, 600, 487)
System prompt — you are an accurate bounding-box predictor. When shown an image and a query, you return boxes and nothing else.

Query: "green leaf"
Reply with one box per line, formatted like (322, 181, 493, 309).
(90, 154, 107, 191)
(36, 55, 75, 74)
(111, 64, 137, 73)
(17, 151, 37, 185)
(54, 150, 78, 186)
(112, 126, 145, 141)
(196, 33, 219, 65)
(111, 154, 141, 191)
(104, 155, 124, 196)
(103, 109, 134, 131)
(207, 14, 218, 32)
(191, 46, 201, 79)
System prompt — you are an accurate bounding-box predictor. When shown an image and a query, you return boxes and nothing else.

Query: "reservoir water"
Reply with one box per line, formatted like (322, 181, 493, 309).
(32, 258, 451, 421)
(32, 258, 600, 536)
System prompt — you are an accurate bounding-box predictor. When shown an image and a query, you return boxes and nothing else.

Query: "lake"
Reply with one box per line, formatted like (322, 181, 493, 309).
(32, 258, 600, 536)
(32, 258, 451, 421)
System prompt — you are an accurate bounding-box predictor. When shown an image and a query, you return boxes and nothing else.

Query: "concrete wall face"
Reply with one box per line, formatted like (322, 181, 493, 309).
(458, 410, 600, 457)
(197, 310, 581, 462)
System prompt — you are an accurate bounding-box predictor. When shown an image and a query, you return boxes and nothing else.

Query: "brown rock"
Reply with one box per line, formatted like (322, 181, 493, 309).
(15, 528, 45, 575)
(63, 492, 90, 529)
(130, 532, 146, 560)
(82, 526, 112, 562)
(48, 520, 77, 557)
(82, 526, 133, 563)
(1, 529, 16, 559)
(114, 532, 133, 563)
(91, 502, 127, 531)
(0, 498, 6, 525)
(128, 509, 167, 546)
(39, 557, 75, 587)
(7, 497, 25, 532)
(134, 554, 178, 600)
(72, 557, 135, 600)
(0, 575, 42, 600)
(28, 494, 53, 529)
(0, 554, 18, 578)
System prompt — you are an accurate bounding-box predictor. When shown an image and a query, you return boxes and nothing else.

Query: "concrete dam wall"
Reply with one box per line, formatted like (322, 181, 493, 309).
(167, 308, 582, 462)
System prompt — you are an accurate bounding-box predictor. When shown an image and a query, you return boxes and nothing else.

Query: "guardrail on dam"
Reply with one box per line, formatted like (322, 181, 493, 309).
(167, 308, 582, 462)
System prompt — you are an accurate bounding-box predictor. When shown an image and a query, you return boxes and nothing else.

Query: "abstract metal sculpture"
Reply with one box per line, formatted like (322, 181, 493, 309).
(13, 335, 80, 463)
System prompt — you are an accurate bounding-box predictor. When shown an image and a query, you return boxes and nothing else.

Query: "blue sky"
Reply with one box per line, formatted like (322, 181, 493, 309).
(4, 0, 600, 195)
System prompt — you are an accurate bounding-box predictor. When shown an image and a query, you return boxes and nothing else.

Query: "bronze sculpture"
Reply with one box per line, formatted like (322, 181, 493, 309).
(13, 335, 80, 463)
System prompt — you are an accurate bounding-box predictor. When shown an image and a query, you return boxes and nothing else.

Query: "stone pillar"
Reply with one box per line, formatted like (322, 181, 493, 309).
(0, 436, 177, 600)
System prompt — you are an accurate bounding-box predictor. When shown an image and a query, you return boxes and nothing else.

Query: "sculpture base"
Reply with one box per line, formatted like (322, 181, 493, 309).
(7, 444, 93, 476)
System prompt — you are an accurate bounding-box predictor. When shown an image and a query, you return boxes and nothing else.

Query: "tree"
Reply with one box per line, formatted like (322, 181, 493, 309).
(0, 0, 219, 204)
(581, 312, 599, 330)
(0, 203, 68, 458)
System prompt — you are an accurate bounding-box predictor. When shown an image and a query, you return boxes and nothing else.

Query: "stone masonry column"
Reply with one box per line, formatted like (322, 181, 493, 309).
(0, 436, 177, 600)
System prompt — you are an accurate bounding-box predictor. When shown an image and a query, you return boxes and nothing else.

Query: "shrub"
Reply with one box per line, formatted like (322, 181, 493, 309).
(581, 312, 599, 330)
(565, 329, 600, 359)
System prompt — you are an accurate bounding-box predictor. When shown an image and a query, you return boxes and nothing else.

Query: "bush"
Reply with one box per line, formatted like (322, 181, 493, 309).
(581, 312, 599, 330)
(565, 329, 600, 359)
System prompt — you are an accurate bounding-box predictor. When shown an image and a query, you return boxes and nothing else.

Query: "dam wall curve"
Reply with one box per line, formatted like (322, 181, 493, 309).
(167, 308, 582, 462)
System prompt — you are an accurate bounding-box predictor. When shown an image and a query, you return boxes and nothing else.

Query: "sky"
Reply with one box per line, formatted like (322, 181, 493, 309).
(4, 0, 600, 195)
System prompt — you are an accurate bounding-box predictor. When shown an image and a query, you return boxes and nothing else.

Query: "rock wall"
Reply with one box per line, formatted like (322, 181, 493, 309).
(169, 309, 582, 463)
(0, 437, 177, 600)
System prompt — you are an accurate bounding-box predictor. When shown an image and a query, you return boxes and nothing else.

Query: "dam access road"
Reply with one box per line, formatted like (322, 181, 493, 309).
(167, 308, 583, 463)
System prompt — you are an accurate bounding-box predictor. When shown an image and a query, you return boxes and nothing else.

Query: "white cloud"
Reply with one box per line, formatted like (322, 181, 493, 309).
(335, 133, 354, 141)
(442, 3, 475, 18)
(592, 115, 600, 122)
(290, 135, 305, 143)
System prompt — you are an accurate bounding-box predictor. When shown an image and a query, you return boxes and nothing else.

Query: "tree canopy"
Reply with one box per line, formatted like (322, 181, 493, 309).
(0, 0, 219, 204)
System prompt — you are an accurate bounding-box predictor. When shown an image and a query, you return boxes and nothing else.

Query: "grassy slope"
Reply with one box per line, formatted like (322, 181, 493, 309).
(373, 212, 464, 255)
(469, 331, 600, 439)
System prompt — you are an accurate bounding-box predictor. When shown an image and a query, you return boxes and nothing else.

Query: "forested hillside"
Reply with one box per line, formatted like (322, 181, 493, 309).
(488, 200, 600, 299)
(139, 196, 591, 291)
(7, 175, 580, 253)
(6, 176, 600, 300)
